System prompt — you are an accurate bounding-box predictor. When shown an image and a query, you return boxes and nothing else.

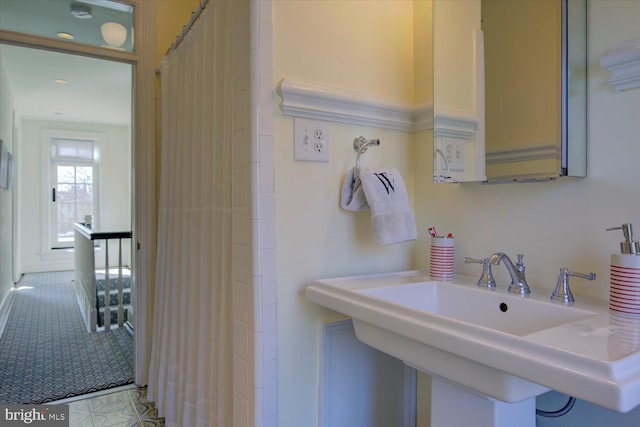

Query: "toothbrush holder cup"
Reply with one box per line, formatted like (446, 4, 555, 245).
(430, 237, 455, 281)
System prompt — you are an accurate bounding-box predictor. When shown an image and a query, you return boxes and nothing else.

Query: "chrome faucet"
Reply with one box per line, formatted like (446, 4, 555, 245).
(463, 257, 497, 290)
(489, 253, 531, 296)
(550, 267, 596, 305)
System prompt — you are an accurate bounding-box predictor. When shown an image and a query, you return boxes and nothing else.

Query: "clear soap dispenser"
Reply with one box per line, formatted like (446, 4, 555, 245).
(606, 224, 640, 318)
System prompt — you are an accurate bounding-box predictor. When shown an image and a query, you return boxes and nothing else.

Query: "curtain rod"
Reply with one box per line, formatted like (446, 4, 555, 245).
(165, 0, 210, 55)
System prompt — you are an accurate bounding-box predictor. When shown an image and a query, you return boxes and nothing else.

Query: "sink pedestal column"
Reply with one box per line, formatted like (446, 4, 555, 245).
(431, 377, 535, 427)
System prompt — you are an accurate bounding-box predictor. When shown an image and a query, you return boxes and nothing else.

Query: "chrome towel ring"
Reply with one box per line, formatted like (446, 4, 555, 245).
(353, 136, 380, 180)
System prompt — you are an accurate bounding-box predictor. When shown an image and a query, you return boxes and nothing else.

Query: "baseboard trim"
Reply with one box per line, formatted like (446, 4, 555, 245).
(0, 286, 17, 338)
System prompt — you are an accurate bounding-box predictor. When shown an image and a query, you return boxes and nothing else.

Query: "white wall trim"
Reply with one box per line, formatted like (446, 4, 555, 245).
(600, 39, 640, 91)
(131, 0, 156, 386)
(412, 100, 435, 132)
(0, 286, 16, 338)
(433, 108, 478, 140)
(486, 143, 560, 165)
(279, 78, 433, 132)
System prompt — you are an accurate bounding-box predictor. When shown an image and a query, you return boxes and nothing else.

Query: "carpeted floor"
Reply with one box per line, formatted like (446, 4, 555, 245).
(0, 271, 134, 404)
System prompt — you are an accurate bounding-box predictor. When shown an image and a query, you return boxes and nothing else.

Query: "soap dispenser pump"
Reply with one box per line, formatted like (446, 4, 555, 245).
(606, 223, 640, 254)
(606, 223, 640, 318)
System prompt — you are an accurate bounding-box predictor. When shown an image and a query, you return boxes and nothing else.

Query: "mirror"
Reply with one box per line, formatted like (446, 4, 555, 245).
(433, 0, 587, 183)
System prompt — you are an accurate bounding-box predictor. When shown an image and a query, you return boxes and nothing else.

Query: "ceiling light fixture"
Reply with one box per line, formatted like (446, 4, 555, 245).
(56, 32, 75, 40)
(54, 79, 68, 84)
(70, 3, 92, 19)
(100, 22, 127, 48)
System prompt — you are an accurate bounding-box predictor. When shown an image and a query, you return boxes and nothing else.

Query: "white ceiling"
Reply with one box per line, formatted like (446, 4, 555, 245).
(0, 44, 132, 126)
(0, 0, 134, 51)
(0, 0, 133, 126)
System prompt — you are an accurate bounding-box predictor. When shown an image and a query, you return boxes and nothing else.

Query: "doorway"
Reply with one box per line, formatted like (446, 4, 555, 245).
(0, 0, 156, 398)
(0, 43, 135, 403)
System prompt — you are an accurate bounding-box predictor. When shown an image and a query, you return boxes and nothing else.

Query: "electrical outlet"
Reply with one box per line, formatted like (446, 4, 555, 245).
(444, 139, 465, 171)
(294, 118, 329, 162)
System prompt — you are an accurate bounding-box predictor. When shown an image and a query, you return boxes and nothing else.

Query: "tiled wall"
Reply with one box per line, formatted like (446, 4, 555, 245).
(231, 1, 276, 427)
(231, 0, 253, 425)
(252, 1, 277, 426)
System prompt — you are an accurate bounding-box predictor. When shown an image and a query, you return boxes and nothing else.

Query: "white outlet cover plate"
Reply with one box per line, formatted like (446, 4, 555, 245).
(444, 139, 464, 171)
(294, 118, 330, 162)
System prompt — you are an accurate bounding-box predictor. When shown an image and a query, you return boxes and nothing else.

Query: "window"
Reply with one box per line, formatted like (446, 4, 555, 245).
(50, 138, 97, 248)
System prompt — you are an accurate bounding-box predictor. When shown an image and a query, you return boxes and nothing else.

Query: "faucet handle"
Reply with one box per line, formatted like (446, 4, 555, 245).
(464, 257, 496, 289)
(516, 254, 525, 269)
(551, 267, 596, 305)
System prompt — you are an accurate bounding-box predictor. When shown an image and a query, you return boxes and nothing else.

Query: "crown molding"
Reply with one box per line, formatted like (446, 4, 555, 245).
(279, 78, 433, 132)
(600, 39, 640, 91)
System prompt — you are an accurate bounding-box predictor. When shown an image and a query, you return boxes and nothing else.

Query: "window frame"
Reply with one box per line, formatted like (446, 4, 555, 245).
(41, 130, 102, 251)
(50, 139, 98, 249)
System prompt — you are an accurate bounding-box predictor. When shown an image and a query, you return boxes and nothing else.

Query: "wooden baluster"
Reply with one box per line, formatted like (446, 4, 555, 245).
(117, 238, 124, 327)
(104, 239, 110, 329)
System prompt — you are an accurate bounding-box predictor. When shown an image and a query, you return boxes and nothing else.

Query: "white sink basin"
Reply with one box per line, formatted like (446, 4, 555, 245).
(306, 270, 640, 413)
(359, 281, 596, 336)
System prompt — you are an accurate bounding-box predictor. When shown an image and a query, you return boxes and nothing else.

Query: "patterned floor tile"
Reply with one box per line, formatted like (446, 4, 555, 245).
(129, 390, 157, 419)
(91, 412, 139, 427)
(68, 411, 95, 427)
(136, 421, 165, 426)
(69, 398, 92, 414)
(90, 391, 137, 416)
(65, 387, 165, 426)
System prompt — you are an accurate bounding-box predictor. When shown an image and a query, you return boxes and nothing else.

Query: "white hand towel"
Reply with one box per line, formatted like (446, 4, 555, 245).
(340, 167, 369, 212)
(344, 166, 417, 245)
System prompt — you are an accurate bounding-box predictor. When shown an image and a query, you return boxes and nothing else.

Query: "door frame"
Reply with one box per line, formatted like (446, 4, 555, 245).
(0, 0, 156, 385)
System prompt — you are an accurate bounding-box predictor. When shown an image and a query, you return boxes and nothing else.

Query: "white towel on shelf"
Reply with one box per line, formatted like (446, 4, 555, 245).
(341, 166, 417, 245)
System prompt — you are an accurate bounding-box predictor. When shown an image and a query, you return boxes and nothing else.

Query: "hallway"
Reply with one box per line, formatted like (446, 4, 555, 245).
(0, 271, 133, 404)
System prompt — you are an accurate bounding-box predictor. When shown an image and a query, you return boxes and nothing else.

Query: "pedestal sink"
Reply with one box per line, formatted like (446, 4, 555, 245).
(306, 270, 640, 427)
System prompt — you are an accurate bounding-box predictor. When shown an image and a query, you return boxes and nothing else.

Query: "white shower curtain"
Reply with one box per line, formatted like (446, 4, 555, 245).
(148, 2, 234, 426)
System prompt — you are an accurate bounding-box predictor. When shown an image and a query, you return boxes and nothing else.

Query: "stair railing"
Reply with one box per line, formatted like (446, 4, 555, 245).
(102, 236, 129, 329)
(73, 222, 132, 332)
